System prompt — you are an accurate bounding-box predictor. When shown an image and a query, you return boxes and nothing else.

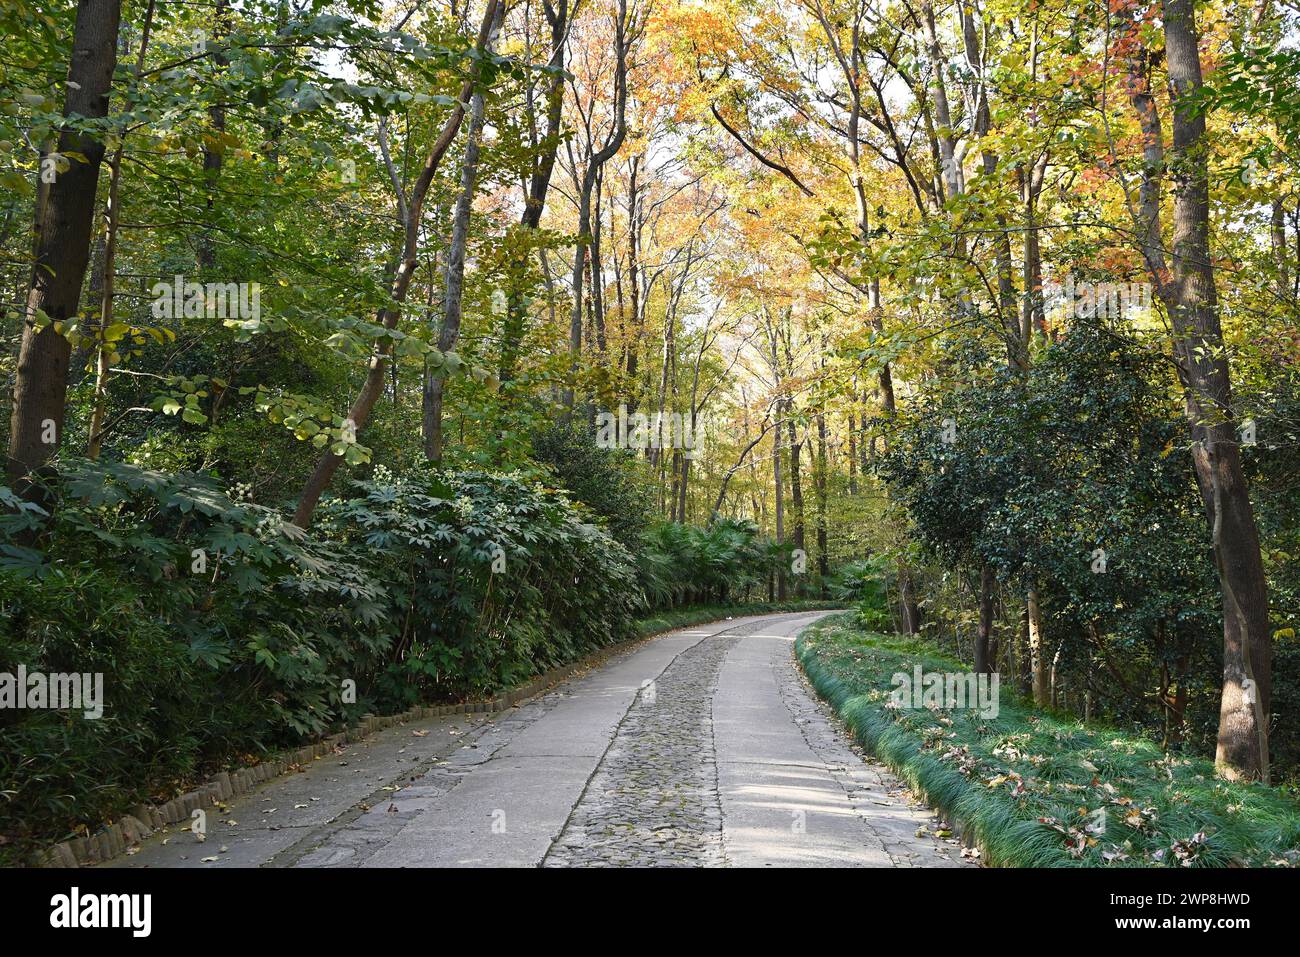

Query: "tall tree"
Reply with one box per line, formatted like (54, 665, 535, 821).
(426, 3, 502, 462)
(564, 0, 635, 406)
(293, 0, 502, 528)
(1157, 0, 1271, 780)
(499, 0, 572, 385)
(7, 0, 122, 488)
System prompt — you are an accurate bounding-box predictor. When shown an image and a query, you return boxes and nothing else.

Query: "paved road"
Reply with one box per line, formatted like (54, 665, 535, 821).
(118, 611, 971, 868)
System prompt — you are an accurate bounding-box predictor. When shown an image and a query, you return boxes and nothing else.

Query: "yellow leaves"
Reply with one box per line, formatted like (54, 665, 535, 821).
(200, 129, 241, 156)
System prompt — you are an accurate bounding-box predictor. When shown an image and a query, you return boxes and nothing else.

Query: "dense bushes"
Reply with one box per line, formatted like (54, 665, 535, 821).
(874, 323, 1298, 771)
(0, 460, 640, 852)
(320, 466, 643, 698)
(530, 420, 652, 547)
(826, 557, 894, 630)
(637, 518, 788, 606)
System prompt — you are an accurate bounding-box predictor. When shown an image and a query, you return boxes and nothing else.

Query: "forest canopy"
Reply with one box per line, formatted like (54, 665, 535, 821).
(0, 0, 1296, 858)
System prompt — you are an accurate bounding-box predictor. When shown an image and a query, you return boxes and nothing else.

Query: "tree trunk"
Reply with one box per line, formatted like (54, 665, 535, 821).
(8, 0, 122, 488)
(1162, 0, 1271, 780)
(787, 421, 805, 597)
(815, 408, 829, 594)
(1050, 640, 1064, 708)
(564, 0, 631, 408)
(68, 233, 105, 386)
(974, 564, 995, 674)
(499, 0, 568, 385)
(959, 4, 1024, 369)
(898, 573, 921, 635)
(847, 411, 858, 494)
(425, 76, 490, 463)
(1022, 153, 1047, 342)
(858, 388, 871, 478)
(590, 168, 607, 353)
(1027, 585, 1049, 706)
(1271, 200, 1290, 297)
(677, 448, 690, 523)
(920, 0, 962, 201)
(1020, 22, 1047, 346)
(198, 0, 229, 272)
(773, 417, 786, 601)
(624, 155, 642, 401)
(88, 0, 155, 460)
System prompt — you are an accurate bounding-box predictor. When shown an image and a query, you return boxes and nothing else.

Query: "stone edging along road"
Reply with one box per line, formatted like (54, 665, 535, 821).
(42, 610, 974, 868)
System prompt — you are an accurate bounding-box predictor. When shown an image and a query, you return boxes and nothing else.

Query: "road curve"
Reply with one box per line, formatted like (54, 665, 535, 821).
(120, 611, 971, 868)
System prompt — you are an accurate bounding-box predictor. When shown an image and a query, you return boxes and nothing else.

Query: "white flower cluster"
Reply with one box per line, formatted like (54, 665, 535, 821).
(254, 513, 279, 537)
(227, 481, 254, 502)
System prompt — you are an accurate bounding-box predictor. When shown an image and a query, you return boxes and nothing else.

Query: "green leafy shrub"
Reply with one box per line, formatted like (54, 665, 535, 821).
(319, 466, 643, 698)
(530, 419, 652, 546)
(827, 556, 893, 630)
(0, 460, 391, 847)
(638, 519, 785, 606)
(875, 323, 1237, 759)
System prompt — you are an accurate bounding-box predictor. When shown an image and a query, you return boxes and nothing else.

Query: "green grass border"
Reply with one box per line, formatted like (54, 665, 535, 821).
(795, 613, 1300, 868)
